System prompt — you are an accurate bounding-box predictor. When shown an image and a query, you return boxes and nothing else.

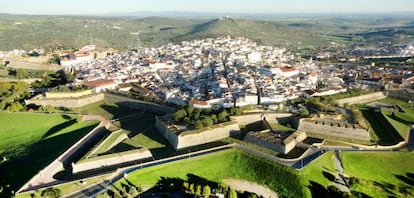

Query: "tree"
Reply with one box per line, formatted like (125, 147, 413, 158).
(172, 109, 187, 122)
(183, 116, 191, 124)
(40, 187, 61, 198)
(15, 69, 24, 79)
(7, 102, 24, 112)
(210, 114, 218, 124)
(195, 185, 202, 197)
(218, 110, 229, 122)
(227, 189, 237, 198)
(234, 107, 243, 115)
(202, 185, 211, 198)
(182, 181, 189, 192)
(189, 183, 195, 194)
(185, 106, 194, 116)
(41, 105, 56, 113)
(48, 54, 61, 65)
(128, 186, 138, 197)
(248, 193, 258, 198)
(218, 181, 228, 194)
(0, 101, 7, 110)
(192, 108, 201, 120)
(299, 108, 309, 118)
(202, 117, 213, 127)
(194, 120, 204, 129)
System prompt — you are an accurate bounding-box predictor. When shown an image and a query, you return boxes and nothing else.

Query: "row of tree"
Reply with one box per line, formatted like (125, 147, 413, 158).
(172, 106, 243, 129)
(0, 81, 30, 111)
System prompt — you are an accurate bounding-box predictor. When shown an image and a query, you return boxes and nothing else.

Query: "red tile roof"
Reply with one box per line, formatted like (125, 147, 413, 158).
(83, 79, 116, 88)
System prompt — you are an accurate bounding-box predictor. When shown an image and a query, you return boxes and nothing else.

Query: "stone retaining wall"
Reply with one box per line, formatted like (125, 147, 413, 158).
(155, 116, 240, 150)
(336, 92, 386, 106)
(72, 149, 153, 173)
(25, 93, 104, 108)
(297, 119, 370, 141)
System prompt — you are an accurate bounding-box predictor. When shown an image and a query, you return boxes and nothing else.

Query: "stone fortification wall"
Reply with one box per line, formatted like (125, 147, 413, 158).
(104, 93, 175, 115)
(336, 92, 386, 106)
(72, 149, 152, 173)
(244, 131, 306, 154)
(155, 116, 240, 150)
(386, 89, 414, 102)
(283, 131, 307, 152)
(177, 123, 240, 149)
(25, 93, 104, 108)
(232, 113, 297, 126)
(154, 116, 179, 148)
(244, 131, 286, 153)
(297, 119, 370, 141)
(45, 90, 93, 98)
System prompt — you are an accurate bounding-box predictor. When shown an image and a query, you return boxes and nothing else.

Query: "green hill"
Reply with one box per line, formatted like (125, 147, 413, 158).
(0, 15, 413, 52)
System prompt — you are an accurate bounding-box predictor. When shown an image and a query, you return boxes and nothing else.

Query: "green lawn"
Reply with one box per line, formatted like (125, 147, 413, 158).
(93, 130, 128, 155)
(378, 97, 414, 139)
(0, 112, 98, 197)
(342, 152, 414, 197)
(361, 108, 402, 145)
(270, 123, 295, 132)
(105, 112, 174, 158)
(115, 149, 306, 198)
(0, 112, 76, 157)
(71, 100, 139, 120)
(301, 151, 335, 189)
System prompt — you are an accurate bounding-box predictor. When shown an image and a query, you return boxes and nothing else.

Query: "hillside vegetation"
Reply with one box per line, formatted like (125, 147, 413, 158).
(1, 15, 414, 51)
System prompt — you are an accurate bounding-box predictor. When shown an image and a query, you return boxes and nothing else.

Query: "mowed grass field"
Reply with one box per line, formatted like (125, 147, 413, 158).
(301, 152, 335, 189)
(379, 98, 414, 139)
(71, 100, 139, 120)
(115, 149, 306, 198)
(0, 111, 98, 196)
(342, 152, 414, 197)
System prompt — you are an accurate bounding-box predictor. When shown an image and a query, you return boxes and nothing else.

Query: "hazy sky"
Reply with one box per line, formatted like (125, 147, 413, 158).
(1, 0, 413, 15)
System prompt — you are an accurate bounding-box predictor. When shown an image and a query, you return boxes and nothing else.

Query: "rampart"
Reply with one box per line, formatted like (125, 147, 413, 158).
(154, 116, 240, 150)
(386, 89, 414, 102)
(25, 93, 104, 108)
(244, 130, 306, 154)
(104, 93, 175, 115)
(232, 113, 299, 128)
(297, 118, 370, 141)
(336, 91, 386, 106)
(72, 149, 153, 173)
(45, 90, 93, 98)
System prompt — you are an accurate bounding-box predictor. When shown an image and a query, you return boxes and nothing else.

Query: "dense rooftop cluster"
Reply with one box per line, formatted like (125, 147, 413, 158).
(65, 37, 414, 109)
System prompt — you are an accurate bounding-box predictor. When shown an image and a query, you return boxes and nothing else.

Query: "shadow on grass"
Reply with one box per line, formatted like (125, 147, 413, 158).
(361, 108, 403, 145)
(373, 181, 397, 196)
(387, 113, 414, 125)
(100, 104, 138, 120)
(103, 142, 142, 155)
(322, 171, 336, 182)
(42, 119, 77, 138)
(308, 180, 327, 197)
(0, 123, 97, 198)
(126, 174, 217, 197)
(395, 173, 414, 186)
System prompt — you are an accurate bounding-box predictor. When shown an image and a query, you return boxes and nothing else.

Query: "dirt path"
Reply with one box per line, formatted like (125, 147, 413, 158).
(223, 179, 278, 198)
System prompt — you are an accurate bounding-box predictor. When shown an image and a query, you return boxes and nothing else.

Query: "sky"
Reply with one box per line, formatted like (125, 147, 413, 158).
(0, 0, 413, 15)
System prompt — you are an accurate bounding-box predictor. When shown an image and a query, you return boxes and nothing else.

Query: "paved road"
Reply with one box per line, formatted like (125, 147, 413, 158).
(333, 150, 350, 192)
